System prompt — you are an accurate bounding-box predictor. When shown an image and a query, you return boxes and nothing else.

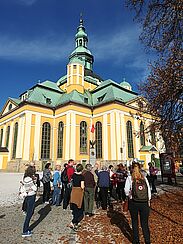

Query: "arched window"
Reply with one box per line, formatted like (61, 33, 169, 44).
(80, 121, 87, 154)
(140, 121, 145, 146)
(6, 126, 10, 148)
(95, 121, 102, 159)
(41, 122, 51, 159)
(57, 121, 64, 158)
(126, 121, 134, 158)
(12, 123, 18, 159)
(0, 128, 3, 147)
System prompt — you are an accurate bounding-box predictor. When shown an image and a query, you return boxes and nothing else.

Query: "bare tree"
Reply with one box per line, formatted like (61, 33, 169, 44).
(126, 0, 183, 53)
(126, 0, 183, 154)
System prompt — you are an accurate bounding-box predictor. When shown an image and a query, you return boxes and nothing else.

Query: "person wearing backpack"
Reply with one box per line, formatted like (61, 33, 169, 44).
(125, 163, 151, 244)
(22, 166, 37, 237)
(61, 163, 68, 203)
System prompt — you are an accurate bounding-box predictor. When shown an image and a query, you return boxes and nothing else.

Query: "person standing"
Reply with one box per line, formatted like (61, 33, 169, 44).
(95, 165, 110, 210)
(125, 163, 151, 244)
(22, 166, 37, 237)
(42, 163, 52, 204)
(52, 164, 62, 206)
(148, 162, 158, 194)
(63, 159, 75, 210)
(116, 163, 128, 202)
(61, 163, 68, 202)
(69, 164, 84, 230)
(83, 164, 96, 216)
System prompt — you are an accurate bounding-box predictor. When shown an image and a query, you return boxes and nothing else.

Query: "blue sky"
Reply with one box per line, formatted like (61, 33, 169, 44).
(0, 0, 155, 110)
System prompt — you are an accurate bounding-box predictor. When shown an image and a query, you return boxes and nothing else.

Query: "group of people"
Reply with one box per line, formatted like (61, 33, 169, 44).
(20, 160, 158, 243)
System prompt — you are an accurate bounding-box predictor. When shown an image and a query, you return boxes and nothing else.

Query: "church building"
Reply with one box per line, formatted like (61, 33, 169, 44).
(0, 18, 164, 171)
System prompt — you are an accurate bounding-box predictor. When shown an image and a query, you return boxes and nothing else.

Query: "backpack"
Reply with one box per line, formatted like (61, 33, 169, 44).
(61, 168, 69, 183)
(18, 182, 28, 199)
(132, 178, 148, 202)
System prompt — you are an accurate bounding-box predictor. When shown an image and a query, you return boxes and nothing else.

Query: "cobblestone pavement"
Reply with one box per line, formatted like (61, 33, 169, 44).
(0, 200, 76, 244)
(0, 173, 182, 244)
(0, 173, 75, 244)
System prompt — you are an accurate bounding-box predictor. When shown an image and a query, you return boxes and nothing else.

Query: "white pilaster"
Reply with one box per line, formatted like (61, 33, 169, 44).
(65, 112, 71, 160)
(120, 113, 126, 160)
(70, 112, 76, 160)
(2, 124, 6, 147)
(103, 114, 108, 160)
(51, 117, 55, 161)
(23, 112, 32, 161)
(67, 66, 69, 86)
(110, 112, 116, 160)
(71, 65, 73, 84)
(116, 111, 121, 160)
(82, 66, 84, 86)
(34, 114, 41, 161)
(8, 121, 14, 161)
(77, 65, 79, 84)
(134, 118, 140, 159)
(16, 115, 25, 158)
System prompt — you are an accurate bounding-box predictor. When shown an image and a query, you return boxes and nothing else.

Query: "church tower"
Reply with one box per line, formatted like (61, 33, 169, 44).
(69, 16, 94, 70)
(66, 17, 94, 93)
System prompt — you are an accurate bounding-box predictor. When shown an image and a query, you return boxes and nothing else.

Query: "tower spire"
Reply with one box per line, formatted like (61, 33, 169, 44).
(69, 16, 94, 71)
(80, 12, 83, 25)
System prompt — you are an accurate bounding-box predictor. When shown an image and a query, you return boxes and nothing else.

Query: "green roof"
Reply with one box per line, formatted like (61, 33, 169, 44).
(56, 90, 92, 107)
(71, 46, 92, 56)
(40, 80, 63, 93)
(57, 75, 67, 86)
(69, 57, 84, 65)
(75, 28, 87, 38)
(140, 146, 158, 152)
(3, 75, 139, 111)
(9, 97, 21, 105)
(27, 86, 61, 107)
(92, 79, 138, 105)
(120, 81, 132, 89)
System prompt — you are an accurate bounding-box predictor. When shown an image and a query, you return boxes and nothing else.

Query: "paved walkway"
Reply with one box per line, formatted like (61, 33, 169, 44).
(0, 173, 182, 243)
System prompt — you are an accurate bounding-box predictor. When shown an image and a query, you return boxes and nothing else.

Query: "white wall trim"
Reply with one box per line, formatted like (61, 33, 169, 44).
(16, 115, 25, 159)
(8, 121, 14, 161)
(103, 114, 108, 160)
(23, 112, 32, 161)
(2, 124, 6, 147)
(134, 118, 140, 159)
(70, 112, 76, 160)
(110, 112, 116, 160)
(65, 113, 70, 160)
(116, 111, 121, 160)
(120, 113, 126, 160)
(34, 114, 41, 161)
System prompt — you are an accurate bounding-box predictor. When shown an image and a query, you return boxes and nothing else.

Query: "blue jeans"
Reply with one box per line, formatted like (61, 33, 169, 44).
(23, 194, 36, 233)
(52, 186, 61, 206)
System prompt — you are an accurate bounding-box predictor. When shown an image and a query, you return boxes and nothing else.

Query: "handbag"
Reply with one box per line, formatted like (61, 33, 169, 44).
(123, 198, 129, 212)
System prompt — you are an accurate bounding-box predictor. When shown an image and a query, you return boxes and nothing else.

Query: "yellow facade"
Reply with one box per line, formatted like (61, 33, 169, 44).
(0, 20, 165, 171)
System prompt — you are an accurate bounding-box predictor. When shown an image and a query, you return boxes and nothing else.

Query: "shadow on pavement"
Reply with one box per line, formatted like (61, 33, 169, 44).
(0, 214, 6, 219)
(151, 208, 183, 226)
(35, 196, 43, 208)
(29, 204, 51, 230)
(107, 206, 133, 243)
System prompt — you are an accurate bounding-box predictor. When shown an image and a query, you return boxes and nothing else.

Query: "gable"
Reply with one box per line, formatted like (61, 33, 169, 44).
(1, 99, 20, 116)
(126, 97, 147, 110)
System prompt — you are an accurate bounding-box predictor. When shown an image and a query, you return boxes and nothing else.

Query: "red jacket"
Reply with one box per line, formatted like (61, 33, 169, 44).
(67, 166, 75, 183)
